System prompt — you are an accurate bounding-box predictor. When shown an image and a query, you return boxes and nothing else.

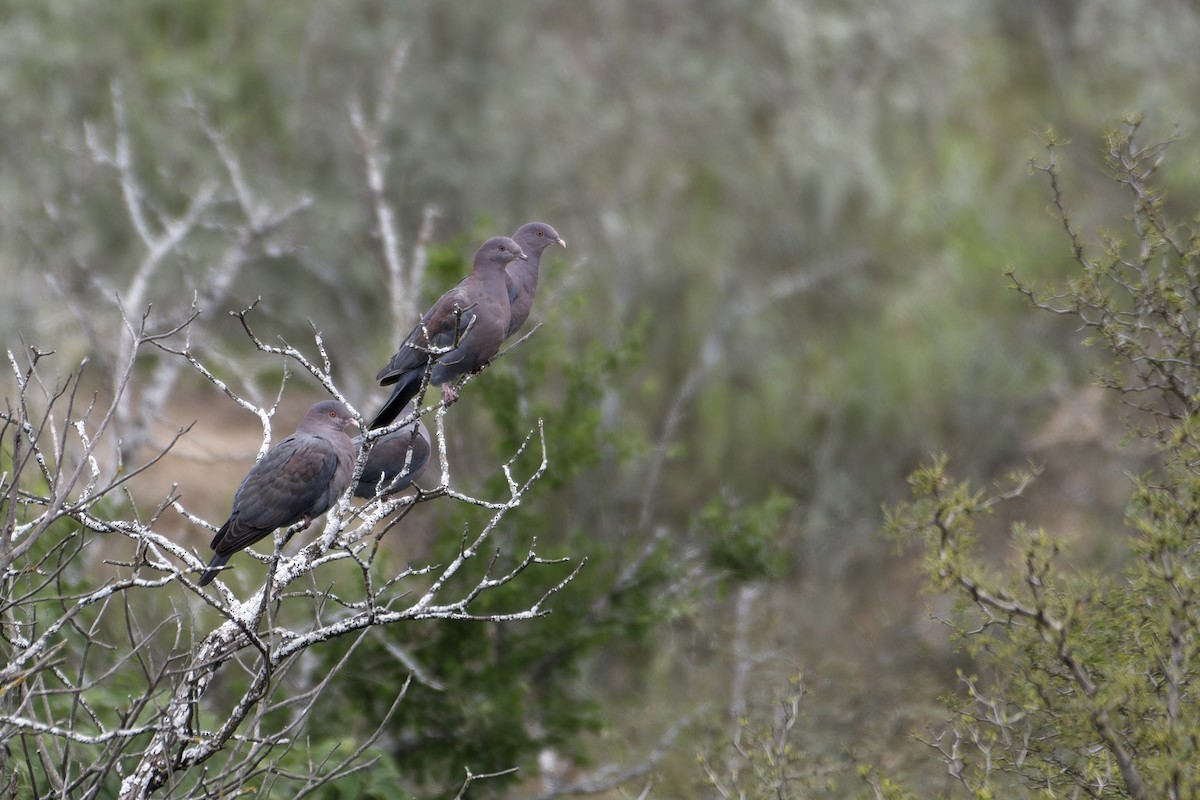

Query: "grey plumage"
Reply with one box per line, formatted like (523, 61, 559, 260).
(353, 403, 431, 498)
(198, 400, 358, 587)
(505, 222, 565, 337)
(369, 236, 526, 429)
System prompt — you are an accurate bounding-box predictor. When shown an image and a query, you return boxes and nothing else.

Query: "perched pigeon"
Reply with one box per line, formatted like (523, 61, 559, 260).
(505, 222, 565, 337)
(369, 236, 526, 429)
(197, 400, 358, 587)
(353, 403, 431, 499)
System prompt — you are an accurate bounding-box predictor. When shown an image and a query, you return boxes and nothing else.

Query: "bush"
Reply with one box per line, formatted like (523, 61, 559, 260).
(885, 119, 1200, 799)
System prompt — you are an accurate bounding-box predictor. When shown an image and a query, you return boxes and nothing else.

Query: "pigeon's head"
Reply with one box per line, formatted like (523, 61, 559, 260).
(513, 222, 566, 256)
(478, 235, 528, 268)
(304, 400, 359, 432)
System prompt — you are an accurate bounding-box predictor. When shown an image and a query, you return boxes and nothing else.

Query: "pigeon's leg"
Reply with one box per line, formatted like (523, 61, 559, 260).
(440, 383, 460, 406)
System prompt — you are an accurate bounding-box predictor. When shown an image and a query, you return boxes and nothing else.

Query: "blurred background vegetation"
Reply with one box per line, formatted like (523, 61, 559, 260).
(4, 0, 1200, 796)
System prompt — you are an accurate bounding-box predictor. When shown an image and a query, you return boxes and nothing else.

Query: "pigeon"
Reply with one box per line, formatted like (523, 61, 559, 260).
(505, 222, 565, 338)
(197, 400, 358, 587)
(369, 236, 526, 429)
(353, 403, 431, 499)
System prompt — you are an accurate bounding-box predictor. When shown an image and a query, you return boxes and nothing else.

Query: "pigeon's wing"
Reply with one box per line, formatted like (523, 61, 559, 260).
(230, 434, 338, 535)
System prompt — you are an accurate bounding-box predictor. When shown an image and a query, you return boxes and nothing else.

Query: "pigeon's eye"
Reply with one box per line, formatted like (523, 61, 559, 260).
(537, 231, 544, 237)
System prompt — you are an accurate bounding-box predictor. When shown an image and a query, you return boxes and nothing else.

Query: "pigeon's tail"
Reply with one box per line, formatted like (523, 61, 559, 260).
(197, 552, 231, 587)
(368, 372, 422, 430)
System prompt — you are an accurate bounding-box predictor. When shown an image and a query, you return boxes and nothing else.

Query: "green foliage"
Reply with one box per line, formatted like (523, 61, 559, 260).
(696, 490, 794, 585)
(882, 127, 1200, 798)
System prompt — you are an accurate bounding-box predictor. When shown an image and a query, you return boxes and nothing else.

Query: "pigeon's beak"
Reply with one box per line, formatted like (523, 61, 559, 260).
(517, 250, 529, 261)
(556, 237, 567, 248)
(347, 418, 362, 430)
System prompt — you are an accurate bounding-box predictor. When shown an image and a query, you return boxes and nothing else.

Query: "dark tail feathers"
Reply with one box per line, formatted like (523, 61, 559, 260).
(197, 552, 231, 587)
(369, 372, 422, 430)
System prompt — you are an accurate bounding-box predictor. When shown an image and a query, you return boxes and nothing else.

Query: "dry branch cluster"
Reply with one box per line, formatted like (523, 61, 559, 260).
(0, 81, 576, 799)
